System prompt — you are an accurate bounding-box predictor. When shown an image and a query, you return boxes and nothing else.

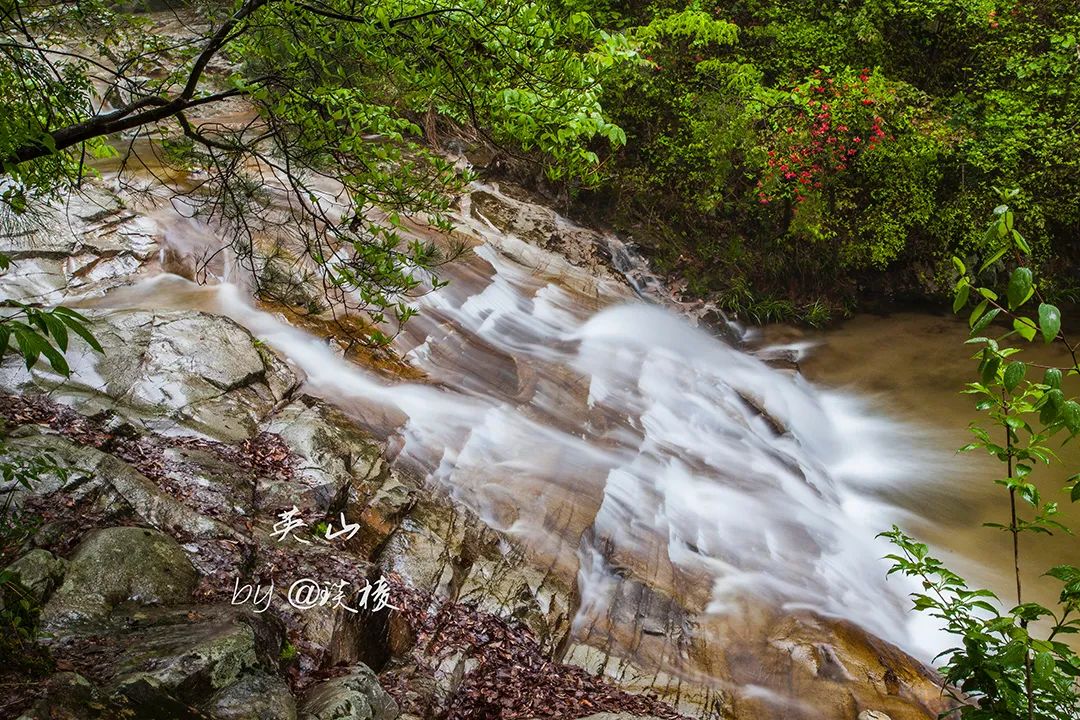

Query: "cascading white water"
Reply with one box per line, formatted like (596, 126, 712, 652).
(82, 178, 951, 670)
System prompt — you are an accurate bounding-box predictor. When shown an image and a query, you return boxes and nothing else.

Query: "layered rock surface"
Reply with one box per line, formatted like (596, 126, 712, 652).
(0, 177, 951, 720)
(0, 306, 681, 719)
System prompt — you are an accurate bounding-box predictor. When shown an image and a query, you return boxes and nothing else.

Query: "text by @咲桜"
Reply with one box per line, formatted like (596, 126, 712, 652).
(230, 574, 399, 614)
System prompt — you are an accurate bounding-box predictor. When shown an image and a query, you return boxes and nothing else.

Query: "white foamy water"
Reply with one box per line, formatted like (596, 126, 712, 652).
(25, 169, 970, 720)
(79, 178, 952, 667)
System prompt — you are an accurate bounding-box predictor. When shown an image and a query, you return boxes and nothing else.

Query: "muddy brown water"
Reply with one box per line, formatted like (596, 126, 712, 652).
(763, 311, 1080, 631)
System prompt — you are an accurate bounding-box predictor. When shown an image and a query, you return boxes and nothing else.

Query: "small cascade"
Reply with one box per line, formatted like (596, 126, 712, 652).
(56, 174, 949, 715)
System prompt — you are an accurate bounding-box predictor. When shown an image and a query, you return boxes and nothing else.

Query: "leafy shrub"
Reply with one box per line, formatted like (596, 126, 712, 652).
(884, 196, 1080, 719)
(569, 0, 1080, 322)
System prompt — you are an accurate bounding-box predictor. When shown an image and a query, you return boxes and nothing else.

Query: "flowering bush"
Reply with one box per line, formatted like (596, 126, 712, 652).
(758, 67, 894, 205)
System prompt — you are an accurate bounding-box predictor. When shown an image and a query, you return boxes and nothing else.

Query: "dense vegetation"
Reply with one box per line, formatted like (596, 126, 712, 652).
(3, 0, 1077, 326)
(566, 0, 1080, 323)
(4, 0, 1080, 716)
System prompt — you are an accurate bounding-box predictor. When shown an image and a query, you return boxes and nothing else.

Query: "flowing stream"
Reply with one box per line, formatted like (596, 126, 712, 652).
(54, 161, 1080, 713)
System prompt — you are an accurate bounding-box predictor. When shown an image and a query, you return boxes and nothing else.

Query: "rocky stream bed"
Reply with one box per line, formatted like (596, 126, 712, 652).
(0, 178, 951, 720)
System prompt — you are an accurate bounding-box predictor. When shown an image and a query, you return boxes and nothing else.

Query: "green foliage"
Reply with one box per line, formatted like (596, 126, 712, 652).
(279, 639, 299, 662)
(882, 528, 1080, 719)
(884, 198, 1080, 719)
(0, 252, 103, 375)
(572, 0, 1080, 322)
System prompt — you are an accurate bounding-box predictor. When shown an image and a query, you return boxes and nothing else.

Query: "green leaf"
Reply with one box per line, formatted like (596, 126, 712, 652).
(969, 300, 988, 328)
(972, 308, 1001, 334)
(1003, 361, 1026, 392)
(40, 312, 68, 352)
(1013, 316, 1037, 342)
(1038, 303, 1061, 343)
(953, 284, 970, 313)
(952, 256, 966, 275)
(1007, 267, 1034, 310)
(37, 341, 69, 376)
(980, 352, 1002, 385)
(979, 246, 1008, 274)
(1012, 229, 1031, 254)
(1045, 367, 1063, 389)
(1041, 389, 1065, 425)
(13, 329, 40, 370)
(1035, 651, 1055, 681)
(1062, 400, 1080, 434)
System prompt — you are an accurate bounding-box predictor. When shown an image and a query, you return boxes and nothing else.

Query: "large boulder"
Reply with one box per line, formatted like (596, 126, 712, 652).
(110, 611, 260, 704)
(43, 526, 198, 626)
(300, 664, 398, 720)
(23, 604, 290, 719)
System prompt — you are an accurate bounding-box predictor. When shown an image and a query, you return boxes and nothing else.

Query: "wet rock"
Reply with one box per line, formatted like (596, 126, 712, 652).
(757, 613, 944, 720)
(456, 535, 572, 655)
(299, 664, 399, 720)
(4, 548, 67, 604)
(0, 183, 157, 306)
(15, 672, 103, 720)
(467, 186, 626, 288)
(6, 429, 233, 539)
(33, 605, 286, 718)
(262, 397, 390, 517)
(43, 526, 198, 627)
(210, 672, 298, 720)
(0, 310, 300, 441)
(376, 498, 467, 601)
(110, 612, 259, 705)
(471, 189, 558, 247)
(859, 712, 894, 720)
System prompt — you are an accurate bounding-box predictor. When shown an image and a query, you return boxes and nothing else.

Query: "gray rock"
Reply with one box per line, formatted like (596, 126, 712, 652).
(32, 604, 286, 716)
(262, 397, 390, 516)
(4, 548, 67, 604)
(43, 526, 197, 626)
(300, 664, 398, 720)
(210, 672, 298, 720)
(111, 613, 259, 702)
(0, 310, 300, 442)
(0, 183, 157, 306)
(6, 430, 232, 539)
